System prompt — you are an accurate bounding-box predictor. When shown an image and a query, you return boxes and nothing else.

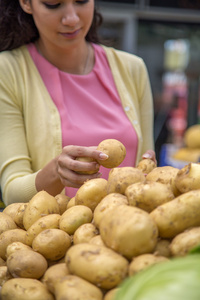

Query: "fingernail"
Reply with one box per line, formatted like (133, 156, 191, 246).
(142, 153, 151, 159)
(99, 153, 109, 160)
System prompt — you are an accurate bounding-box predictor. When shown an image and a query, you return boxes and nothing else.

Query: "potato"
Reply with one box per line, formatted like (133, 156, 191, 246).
(0, 212, 17, 235)
(59, 205, 93, 235)
(6, 241, 33, 258)
(184, 124, 200, 148)
(96, 139, 126, 168)
(75, 178, 108, 211)
(73, 223, 99, 245)
(67, 196, 76, 209)
(104, 288, 119, 300)
(75, 157, 100, 175)
(153, 238, 171, 258)
(0, 228, 27, 260)
(146, 165, 180, 197)
(23, 190, 60, 230)
(65, 243, 129, 290)
(25, 214, 61, 246)
(7, 249, 48, 279)
(32, 228, 71, 261)
(99, 205, 158, 260)
(55, 194, 71, 214)
(93, 193, 128, 228)
(3, 203, 23, 220)
(0, 266, 12, 287)
(137, 158, 157, 174)
(89, 235, 105, 247)
(107, 167, 146, 195)
(125, 181, 174, 213)
(54, 275, 103, 300)
(42, 263, 70, 293)
(170, 227, 200, 257)
(14, 203, 28, 229)
(150, 189, 200, 238)
(175, 163, 200, 193)
(173, 147, 200, 163)
(1, 278, 54, 300)
(128, 253, 169, 276)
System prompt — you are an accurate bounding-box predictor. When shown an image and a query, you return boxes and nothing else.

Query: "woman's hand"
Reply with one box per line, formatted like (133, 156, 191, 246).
(142, 150, 157, 165)
(57, 145, 108, 188)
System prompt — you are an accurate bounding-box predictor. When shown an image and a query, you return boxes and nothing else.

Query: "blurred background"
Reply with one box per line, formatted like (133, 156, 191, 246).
(98, 0, 200, 166)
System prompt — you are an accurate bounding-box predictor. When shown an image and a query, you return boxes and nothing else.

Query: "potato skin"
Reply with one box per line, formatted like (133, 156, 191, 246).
(75, 178, 108, 211)
(96, 139, 126, 168)
(7, 249, 48, 279)
(3, 203, 23, 220)
(89, 235, 105, 247)
(153, 238, 171, 258)
(73, 223, 99, 245)
(125, 181, 174, 213)
(14, 203, 28, 229)
(1, 278, 54, 300)
(137, 158, 157, 174)
(150, 190, 200, 238)
(59, 205, 93, 235)
(55, 194, 71, 214)
(65, 243, 129, 290)
(146, 166, 180, 197)
(170, 227, 200, 257)
(93, 193, 128, 229)
(42, 263, 70, 293)
(23, 190, 60, 230)
(32, 228, 71, 261)
(0, 212, 17, 235)
(174, 163, 200, 193)
(99, 205, 158, 260)
(54, 275, 103, 300)
(104, 288, 119, 300)
(6, 242, 33, 258)
(0, 266, 13, 287)
(25, 214, 61, 246)
(128, 253, 169, 276)
(0, 229, 27, 260)
(107, 167, 146, 195)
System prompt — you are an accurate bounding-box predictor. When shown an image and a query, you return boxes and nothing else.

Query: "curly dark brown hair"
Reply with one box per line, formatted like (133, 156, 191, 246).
(0, 0, 103, 52)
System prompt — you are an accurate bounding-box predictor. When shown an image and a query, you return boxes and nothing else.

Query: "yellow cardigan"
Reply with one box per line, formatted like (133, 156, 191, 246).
(0, 45, 154, 206)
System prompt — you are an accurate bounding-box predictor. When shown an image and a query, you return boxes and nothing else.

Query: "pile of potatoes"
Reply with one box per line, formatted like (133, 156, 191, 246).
(1, 144, 200, 299)
(173, 124, 200, 162)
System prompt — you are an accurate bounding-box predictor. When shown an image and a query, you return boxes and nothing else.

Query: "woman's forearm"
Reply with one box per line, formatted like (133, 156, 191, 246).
(35, 157, 65, 196)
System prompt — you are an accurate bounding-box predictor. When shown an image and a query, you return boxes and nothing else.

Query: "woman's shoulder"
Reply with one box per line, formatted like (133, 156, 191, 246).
(102, 45, 144, 63)
(0, 45, 30, 68)
(101, 44, 147, 75)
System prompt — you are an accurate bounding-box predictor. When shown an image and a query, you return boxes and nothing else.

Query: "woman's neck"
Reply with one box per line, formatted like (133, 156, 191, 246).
(35, 39, 94, 75)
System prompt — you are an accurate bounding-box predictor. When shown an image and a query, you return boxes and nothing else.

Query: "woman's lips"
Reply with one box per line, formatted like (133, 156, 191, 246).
(60, 29, 81, 39)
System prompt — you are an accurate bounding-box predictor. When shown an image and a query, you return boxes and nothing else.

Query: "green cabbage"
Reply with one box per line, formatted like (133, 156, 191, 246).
(114, 254, 200, 300)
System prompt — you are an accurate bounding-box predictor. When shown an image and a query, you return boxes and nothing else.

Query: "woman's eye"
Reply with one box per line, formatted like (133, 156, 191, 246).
(76, 0, 89, 4)
(43, 3, 60, 9)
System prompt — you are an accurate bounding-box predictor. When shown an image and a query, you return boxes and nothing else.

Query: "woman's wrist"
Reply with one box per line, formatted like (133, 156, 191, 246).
(35, 157, 65, 196)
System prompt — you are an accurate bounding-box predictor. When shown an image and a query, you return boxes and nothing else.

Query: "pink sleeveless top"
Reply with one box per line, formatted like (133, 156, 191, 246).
(28, 43, 138, 197)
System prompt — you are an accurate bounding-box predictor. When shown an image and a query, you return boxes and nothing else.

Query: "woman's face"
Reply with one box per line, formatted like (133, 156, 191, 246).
(20, 0, 94, 49)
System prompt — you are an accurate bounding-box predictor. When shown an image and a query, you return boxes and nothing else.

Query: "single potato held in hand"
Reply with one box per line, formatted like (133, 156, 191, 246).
(96, 139, 126, 168)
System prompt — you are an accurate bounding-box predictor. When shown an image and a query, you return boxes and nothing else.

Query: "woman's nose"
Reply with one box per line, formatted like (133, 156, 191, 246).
(61, 5, 79, 26)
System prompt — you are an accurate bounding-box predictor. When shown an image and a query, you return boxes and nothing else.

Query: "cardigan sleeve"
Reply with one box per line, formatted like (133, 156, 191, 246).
(0, 51, 38, 206)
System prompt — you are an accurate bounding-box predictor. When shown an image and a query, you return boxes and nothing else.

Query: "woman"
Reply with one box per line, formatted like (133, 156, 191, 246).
(0, 0, 155, 206)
